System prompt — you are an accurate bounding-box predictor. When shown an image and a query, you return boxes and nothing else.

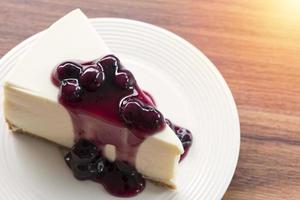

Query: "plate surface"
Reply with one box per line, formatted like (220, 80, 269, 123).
(0, 18, 240, 200)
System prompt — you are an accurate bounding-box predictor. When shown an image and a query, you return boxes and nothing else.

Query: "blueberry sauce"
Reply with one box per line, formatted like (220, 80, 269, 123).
(65, 140, 145, 197)
(52, 55, 164, 163)
(166, 119, 193, 161)
(52, 55, 193, 197)
(52, 55, 158, 131)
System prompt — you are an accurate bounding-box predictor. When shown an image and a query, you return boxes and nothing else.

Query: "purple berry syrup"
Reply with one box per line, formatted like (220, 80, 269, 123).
(52, 55, 192, 197)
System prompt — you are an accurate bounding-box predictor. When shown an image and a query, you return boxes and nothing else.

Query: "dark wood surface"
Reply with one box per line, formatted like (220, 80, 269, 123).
(0, 0, 300, 199)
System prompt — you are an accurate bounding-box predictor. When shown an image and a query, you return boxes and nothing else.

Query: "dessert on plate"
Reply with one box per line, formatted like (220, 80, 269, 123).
(3, 9, 193, 197)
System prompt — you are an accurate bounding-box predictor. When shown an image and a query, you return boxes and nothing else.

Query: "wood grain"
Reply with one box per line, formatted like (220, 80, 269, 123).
(0, 0, 299, 199)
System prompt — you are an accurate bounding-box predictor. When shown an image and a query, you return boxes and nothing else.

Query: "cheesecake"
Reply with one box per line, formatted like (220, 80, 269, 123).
(3, 9, 192, 197)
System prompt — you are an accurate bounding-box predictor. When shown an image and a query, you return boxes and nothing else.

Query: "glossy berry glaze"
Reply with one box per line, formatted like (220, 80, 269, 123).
(65, 139, 145, 197)
(52, 55, 192, 197)
(166, 120, 193, 161)
(52, 55, 165, 163)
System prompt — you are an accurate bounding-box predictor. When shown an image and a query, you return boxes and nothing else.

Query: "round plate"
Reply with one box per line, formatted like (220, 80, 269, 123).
(0, 18, 240, 199)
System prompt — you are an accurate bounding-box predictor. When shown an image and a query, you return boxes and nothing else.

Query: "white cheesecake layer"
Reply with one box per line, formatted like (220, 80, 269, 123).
(5, 85, 74, 147)
(6, 9, 110, 102)
(4, 9, 184, 188)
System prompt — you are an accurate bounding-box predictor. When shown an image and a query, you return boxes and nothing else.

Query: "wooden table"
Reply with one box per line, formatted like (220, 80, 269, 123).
(1, 0, 299, 199)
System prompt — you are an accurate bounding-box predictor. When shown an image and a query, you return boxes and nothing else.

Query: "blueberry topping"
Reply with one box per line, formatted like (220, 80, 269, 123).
(57, 62, 82, 81)
(60, 79, 83, 102)
(87, 156, 107, 178)
(66, 140, 105, 180)
(70, 156, 107, 180)
(71, 139, 98, 163)
(102, 161, 145, 197)
(166, 119, 193, 161)
(64, 140, 145, 197)
(97, 55, 120, 79)
(115, 70, 136, 90)
(120, 99, 165, 137)
(52, 55, 193, 197)
(79, 67, 105, 91)
(176, 128, 193, 149)
(71, 162, 92, 180)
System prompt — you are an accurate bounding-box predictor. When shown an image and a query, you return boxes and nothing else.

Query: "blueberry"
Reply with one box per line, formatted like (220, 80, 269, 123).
(79, 67, 105, 91)
(176, 128, 193, 149)
(70, 156, 107, 180)
(164, 120, 193, 161)
(56, 62, 82, 81)
(64, 139, 146, 197)
(71, 163, 91, 180)
(87, 156, 107, 178)
(120, 99, 165, 137)
(114, 70, 136, 90)
(97, 55, 120, 79)
(65, 140, 108, 180)
(60, 79, 83, 102)
(71, 139, 98, 164)
(102, 161, 145, 197)
(165, 120, 193, 150)
(120, 99, 141, 124)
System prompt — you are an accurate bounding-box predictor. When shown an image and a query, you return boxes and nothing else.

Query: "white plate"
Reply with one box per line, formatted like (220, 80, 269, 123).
(0, 18, 240, 200)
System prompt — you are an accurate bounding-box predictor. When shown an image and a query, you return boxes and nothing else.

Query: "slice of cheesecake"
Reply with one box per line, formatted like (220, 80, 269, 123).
(3, 9, 185, 192)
